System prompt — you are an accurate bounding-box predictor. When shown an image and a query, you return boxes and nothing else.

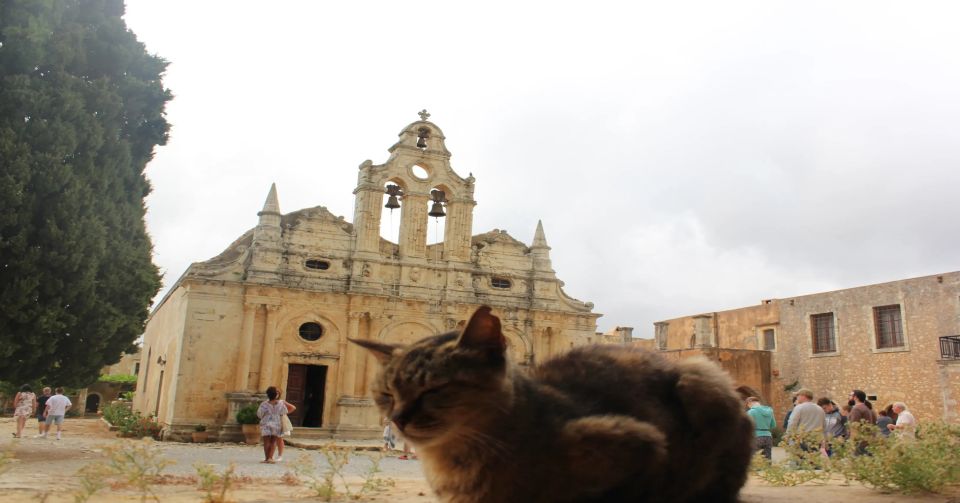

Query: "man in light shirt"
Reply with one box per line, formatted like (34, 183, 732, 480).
(887, 401, 917, 440)
(42, 387, 72, 440)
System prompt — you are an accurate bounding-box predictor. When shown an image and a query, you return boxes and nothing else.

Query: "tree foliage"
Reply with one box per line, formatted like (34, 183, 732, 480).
(0, 0, 170, 386)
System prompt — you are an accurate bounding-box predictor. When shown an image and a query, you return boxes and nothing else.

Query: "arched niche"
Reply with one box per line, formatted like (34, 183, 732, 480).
(426, 183, 452, 246)
(380, 179, 407, 242)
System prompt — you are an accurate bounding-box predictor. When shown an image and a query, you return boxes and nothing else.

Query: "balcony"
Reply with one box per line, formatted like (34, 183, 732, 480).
(940, 335, 960, 360)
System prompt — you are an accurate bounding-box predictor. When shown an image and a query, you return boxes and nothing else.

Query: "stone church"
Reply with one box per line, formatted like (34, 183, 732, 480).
(134, 113, 605, 440)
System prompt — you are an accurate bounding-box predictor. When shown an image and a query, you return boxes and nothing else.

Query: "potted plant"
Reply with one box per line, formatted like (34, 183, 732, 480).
(192, 423, 209, 443)
(236, 404, 260, 445)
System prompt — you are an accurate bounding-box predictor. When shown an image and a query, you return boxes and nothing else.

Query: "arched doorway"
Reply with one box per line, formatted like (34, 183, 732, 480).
(85, 394, 101, 414)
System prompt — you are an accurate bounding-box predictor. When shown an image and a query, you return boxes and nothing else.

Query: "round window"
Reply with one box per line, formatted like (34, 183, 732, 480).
(299, 322, 323, 341)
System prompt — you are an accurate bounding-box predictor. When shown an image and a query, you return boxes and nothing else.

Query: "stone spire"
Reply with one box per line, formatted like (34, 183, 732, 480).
(258, 183, 281, 218)
(249, 183, 282, 282)
(530, 220, 554, 273)
(531, 220, 550, 249)
(254, 183, 281, 241)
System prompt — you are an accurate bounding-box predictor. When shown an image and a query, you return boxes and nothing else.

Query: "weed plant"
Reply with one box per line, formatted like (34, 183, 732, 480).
(71, 439, 173, 502)
(194, 462, 236, 503)
(290, 445, 395, 501)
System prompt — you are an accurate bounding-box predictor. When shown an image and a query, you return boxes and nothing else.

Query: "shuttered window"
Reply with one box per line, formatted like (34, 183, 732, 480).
(811, 313, 836, 353)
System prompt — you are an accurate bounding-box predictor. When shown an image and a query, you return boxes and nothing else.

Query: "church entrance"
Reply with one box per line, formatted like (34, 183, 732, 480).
(286, 364, 327, 427)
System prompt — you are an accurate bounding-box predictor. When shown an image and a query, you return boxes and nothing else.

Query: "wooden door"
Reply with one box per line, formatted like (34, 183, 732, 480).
(286, 364, 307, 426)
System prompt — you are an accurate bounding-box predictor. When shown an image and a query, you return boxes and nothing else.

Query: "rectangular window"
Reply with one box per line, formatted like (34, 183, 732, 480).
(811, 313, 836, 353)
(874, 305, 904, 348)
(763, 329, 776, 350)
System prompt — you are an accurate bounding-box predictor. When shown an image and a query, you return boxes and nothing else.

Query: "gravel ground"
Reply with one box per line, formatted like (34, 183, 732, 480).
(4, 417, 960, 502)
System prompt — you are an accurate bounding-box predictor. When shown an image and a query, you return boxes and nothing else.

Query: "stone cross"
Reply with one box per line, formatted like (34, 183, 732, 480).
(418, 109, 431, 121)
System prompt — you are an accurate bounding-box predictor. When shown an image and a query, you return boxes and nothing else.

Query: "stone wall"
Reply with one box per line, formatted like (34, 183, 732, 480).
(655, 272, 960, 424)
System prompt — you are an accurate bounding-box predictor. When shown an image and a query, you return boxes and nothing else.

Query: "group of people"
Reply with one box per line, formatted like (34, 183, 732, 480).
(746, 388, 918, 459)
(11, 385, 72, 440)
(256, 386, 296, 463)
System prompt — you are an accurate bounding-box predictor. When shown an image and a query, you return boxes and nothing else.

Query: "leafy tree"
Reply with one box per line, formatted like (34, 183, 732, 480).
(0, 0, 170, 386)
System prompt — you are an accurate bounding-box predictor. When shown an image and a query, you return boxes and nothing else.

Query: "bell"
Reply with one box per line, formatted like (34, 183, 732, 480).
(385, 195, 400, 210)
(416, 136, 427, 149)
(428, 201, 446, 217)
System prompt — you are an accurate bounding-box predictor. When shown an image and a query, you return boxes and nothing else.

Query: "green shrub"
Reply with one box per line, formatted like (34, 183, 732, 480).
(102, 403, 134, 427)
(119, 412, 162, 439)
(754, 421, 960, 495)
(235, 404, 259, 425)
(99, 374, 138, 384)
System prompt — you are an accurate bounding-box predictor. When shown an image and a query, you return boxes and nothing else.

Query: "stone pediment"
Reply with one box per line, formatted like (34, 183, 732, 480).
(281, 206, 354, 235)
(187, 230, 254, 280)
(472, 229, 528, 250)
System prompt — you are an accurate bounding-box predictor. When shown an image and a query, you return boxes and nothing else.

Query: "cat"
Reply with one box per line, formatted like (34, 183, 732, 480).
(351, 306, 753, 503)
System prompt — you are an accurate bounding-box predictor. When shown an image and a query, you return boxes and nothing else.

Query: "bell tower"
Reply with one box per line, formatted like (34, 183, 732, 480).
(351, 111, 476, 264)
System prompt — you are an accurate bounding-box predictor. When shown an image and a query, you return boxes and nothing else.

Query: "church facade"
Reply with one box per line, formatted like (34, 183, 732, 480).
(134, 114, 602, 440)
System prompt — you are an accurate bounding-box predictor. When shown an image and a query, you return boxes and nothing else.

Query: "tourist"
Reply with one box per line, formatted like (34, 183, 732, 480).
(848, 390, 877, 425)
(34, 387, 51, 437)
(383, 417, 396, 451)
(12, 384, 37, 438)
(848, 390, 877, 454)
(884, 403, 898, 424)
(275, 390, 296, 462)
(817, 398, 846, 455)
(745, 397, 776, 460)
(785, 389, 826, 452)
(256, 386, 287, 463)
(876, 408, 893, 438)
(42, 387, 72, 440)
(782, 394, 797, 430)
(887, 402, 917, 440)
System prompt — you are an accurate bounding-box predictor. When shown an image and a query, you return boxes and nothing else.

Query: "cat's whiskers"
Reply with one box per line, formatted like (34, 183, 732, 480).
(455, 427, 512, 460)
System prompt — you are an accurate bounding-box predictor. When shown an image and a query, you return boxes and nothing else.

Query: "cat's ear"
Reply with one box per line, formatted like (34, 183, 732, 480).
(458, 306, 506, 352)
(349, 338, 400, 364)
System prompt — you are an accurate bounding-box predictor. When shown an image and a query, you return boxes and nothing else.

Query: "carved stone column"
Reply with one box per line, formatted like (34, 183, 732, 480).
(340, 312, 364, 397)
(235, 302, 258, 391)
(398, 193, 428, 259)
(258, 305, 281, 390)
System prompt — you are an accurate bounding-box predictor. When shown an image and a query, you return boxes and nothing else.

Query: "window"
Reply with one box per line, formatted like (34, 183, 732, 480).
(298, 322, 324, 341)
(811, 313, 836, 353)
(491, 278, 511, 289)
(762, 329, 776, 350)
(874, 305, 904, 348)
(134, 362, 141, 375)
(305, 259, 330, 270)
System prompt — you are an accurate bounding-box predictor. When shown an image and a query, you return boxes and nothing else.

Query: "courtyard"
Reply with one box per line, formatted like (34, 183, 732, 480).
(1, 418, 958, 502)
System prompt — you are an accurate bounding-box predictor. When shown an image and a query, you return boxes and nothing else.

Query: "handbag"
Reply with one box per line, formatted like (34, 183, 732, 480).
(281, 412, 294, 436)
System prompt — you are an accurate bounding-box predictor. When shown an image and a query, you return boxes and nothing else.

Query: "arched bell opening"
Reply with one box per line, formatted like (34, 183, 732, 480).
(380, 180, 406, 242)
(426, 185, 449, 247)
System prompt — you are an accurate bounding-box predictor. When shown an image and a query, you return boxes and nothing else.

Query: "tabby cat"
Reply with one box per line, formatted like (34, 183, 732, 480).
(351, 306, 753, 503)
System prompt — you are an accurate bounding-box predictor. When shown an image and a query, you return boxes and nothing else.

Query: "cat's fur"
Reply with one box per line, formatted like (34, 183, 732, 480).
(351, 306, 753, 503)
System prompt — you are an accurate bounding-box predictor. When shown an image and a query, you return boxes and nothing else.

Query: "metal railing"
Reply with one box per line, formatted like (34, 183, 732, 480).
(941, 335, 960, 360)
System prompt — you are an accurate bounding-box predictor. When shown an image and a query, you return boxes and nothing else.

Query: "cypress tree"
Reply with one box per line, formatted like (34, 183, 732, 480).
(0, 0, 170, 386)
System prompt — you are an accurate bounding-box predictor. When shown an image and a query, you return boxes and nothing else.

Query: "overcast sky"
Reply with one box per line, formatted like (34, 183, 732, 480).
(123, 1, 960, 337)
